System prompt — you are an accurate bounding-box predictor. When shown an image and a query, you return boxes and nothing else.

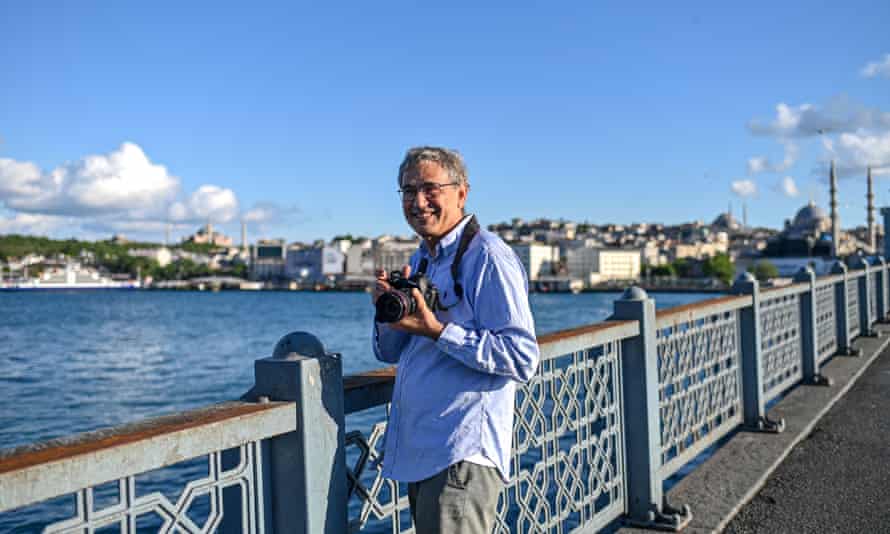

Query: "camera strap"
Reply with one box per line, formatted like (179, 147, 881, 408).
(414, 215, 480, 310)
(450, 215, 480, 301)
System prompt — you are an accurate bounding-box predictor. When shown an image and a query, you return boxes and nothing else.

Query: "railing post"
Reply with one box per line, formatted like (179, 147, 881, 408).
(612, 287, 691, 531)
(732, 273, 784, 432)
(831, 261, 858, 356)
(247, 332, 348, 534)
(793, 267, 830, 386)
(851, 256, 877, 337)
(875, 256, 887, 320)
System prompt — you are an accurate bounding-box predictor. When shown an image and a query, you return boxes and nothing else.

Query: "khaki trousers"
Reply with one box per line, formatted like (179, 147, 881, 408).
(407, 461, 503, 534)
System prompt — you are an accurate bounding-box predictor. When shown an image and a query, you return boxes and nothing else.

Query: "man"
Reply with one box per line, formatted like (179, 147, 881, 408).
(371, 146, 540, 533)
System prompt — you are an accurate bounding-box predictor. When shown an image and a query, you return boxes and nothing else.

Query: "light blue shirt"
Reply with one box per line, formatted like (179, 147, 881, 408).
(372, 215, 540, 483)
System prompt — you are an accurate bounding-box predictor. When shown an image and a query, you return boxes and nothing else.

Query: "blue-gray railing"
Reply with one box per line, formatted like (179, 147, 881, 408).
(1, 260, 888, 534)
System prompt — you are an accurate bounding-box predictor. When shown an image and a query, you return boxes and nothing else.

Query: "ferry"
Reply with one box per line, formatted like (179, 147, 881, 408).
(1, 263, 140, 290)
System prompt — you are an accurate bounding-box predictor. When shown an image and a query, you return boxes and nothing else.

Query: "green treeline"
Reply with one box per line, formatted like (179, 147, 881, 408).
(0, 234, 245, 280)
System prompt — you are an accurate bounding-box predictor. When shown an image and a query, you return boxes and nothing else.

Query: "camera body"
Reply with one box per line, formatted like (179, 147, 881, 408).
(375, 270, 441, 323)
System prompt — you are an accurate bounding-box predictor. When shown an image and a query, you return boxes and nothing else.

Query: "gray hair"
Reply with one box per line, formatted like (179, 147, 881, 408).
(397, 146, 469, 187)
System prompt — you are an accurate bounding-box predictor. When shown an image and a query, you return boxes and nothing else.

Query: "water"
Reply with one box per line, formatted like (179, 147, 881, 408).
(0, 290, 713, 531)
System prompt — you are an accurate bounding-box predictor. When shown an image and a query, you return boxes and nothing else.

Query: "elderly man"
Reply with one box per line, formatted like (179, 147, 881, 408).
(372, 146, 540, 533)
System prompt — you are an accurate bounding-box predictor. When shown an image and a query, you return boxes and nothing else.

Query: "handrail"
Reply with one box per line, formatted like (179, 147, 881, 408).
(0, 401, 295, 513)
(343, 320, 639, 414)
(760, 282, 810, 300)
(655, 294, 751, 327)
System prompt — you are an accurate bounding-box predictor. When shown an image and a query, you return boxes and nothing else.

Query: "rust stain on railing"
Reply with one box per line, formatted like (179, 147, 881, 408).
(656, 294, 751, 323)
(344, 366, 397, 390)
(537, 320, 636, 346)
(0, 401, 290, 476)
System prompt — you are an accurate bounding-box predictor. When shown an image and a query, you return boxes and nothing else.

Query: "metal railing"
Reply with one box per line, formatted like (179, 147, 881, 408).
(2, 259, 889, 533)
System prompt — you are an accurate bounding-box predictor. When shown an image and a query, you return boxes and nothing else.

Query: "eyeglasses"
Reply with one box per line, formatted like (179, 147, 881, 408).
(398, 182, 460, 201)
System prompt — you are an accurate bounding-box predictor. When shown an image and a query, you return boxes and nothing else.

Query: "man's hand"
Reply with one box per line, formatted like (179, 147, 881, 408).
(371, 267, 396, 304)
(375, 264, 445, 340)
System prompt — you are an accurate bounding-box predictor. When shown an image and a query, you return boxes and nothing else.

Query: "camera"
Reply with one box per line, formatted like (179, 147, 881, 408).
(375, 270, 441, 323)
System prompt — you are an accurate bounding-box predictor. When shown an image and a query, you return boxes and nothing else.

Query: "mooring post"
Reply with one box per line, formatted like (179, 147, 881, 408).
(733, 273, 784, 432)
(246, 332, 347, 534)
(612, 287, 691, 530)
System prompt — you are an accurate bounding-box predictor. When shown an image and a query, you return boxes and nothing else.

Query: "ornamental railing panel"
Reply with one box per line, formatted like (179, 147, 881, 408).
(815, 281, 838, 364)
(0, 402, 295, 533)
(847, 277, 861, 338)
(655, 302, 745, 478)
(759, 289, 803, 401)
(342, 321, 637, 534)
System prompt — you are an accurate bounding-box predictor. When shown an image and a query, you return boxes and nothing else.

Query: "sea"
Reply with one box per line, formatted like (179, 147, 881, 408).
(0, 290, 713, 532)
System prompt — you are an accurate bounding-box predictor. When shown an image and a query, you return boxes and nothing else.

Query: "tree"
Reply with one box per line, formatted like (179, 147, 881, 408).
(749, 260, 779, 282)
(702, 253, 735, 285)
(650, 264, 676, 277)
(672, 258, 693, 278)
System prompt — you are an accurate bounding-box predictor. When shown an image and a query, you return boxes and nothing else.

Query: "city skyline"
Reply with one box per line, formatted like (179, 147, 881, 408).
(1, 2, 889, 243)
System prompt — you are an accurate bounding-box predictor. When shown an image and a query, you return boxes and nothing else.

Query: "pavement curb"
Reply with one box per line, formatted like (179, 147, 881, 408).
(618, 322, 890, 534)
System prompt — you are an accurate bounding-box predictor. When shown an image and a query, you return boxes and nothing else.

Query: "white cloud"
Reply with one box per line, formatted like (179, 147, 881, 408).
(0, 212, 72, 235)
(0, 142, 245, 239)
(747, 156, 769, 174)
(861, 53, 890, 79)
(780, 176, 799, 197)
(821, 130, 890, 177)
(748, 97, 890, 138)
(731, 179, 757, 197)
(0, 142, 180, 217)
(0, 159, 43, 198)
(168, 185, 239, 224)
(747, 140, 799, 175)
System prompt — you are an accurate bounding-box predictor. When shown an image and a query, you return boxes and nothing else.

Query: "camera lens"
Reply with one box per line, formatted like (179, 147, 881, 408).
(375, 290, 415, 323)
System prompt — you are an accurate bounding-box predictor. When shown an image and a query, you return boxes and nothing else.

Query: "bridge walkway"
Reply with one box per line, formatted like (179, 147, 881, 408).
(724, 338, 890, 533)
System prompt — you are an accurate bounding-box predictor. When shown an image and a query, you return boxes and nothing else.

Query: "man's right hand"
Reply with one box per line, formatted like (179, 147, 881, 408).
(371, 265, 412, 304)
(372, 268, 391, 304)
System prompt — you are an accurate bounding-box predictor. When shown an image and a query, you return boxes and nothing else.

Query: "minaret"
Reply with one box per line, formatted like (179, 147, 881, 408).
(742, 201, 748, 228)
(830, 160, 840, 257)
(867, 166, 876, 252)
(241, 220, 248, 257)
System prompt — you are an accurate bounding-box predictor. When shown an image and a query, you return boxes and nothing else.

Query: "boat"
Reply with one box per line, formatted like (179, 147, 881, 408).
(2, 263, 140, 290)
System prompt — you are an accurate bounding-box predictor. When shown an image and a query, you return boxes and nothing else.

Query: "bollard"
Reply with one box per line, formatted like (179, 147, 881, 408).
(246, 332, 347, 534)
(733, 273, 784, 432)
(793, 267, 831, 386)
(612, 287, 691, 530)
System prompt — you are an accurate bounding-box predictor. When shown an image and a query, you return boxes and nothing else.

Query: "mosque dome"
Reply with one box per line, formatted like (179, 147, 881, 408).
(712, 212, 740, 230)
(791, 201, 829, 231)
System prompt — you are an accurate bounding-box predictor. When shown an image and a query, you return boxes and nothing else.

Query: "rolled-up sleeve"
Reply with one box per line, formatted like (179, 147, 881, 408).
(436, 250, 540, 383)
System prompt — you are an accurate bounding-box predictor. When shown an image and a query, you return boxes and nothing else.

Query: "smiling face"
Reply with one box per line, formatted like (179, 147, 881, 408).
(400, 160, 468, 250)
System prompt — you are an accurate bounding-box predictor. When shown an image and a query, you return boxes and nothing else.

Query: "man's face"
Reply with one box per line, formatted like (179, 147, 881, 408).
(401, 161, 468, 245)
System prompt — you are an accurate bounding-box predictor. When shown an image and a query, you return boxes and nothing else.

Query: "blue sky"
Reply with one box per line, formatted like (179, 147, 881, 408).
(1, 1, 889, 243)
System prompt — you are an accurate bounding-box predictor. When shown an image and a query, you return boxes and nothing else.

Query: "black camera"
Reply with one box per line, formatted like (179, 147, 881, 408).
(375, 270, 442, 323)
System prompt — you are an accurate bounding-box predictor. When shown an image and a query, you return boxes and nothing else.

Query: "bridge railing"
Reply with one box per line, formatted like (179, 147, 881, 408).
(2, 259, 889, 533)
(0, 402, 295, 533)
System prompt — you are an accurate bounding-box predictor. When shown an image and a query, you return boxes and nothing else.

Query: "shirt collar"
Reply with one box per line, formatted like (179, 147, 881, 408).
(420, 214, 473, 260)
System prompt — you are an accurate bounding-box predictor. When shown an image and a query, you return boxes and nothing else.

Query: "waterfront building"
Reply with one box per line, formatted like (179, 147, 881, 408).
(510, 243, 558, 281)
(285, 244, 345, 283)
(373, 236, 419, 274)
(566, 247, 642, 287)
(345, 239, 375, 277)
(250, 239, 286, 281)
